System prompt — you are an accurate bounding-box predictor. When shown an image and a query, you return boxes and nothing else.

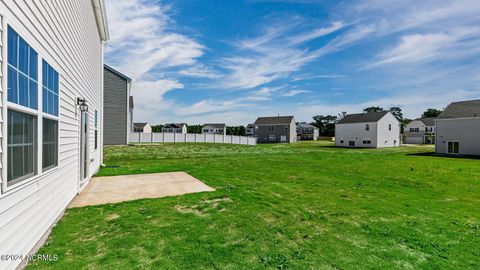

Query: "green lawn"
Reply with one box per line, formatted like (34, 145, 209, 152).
(29, 142, 480, 269)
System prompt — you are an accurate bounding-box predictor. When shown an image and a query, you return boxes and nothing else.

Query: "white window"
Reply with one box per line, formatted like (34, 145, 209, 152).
(268, 126, 274, 131)
(389, 124, 392, 131)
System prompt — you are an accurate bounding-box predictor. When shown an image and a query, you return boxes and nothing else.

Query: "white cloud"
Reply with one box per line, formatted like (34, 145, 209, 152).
(282, 90, 311, 97)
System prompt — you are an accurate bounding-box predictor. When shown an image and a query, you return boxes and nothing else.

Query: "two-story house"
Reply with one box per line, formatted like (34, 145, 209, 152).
(404, 118, 435, 144)
(202, 124, 226, 135)
(296, 122, 319, 141)
(435, 99, 480, 156)
(253, 116, 297, 143)
(133, 123, 152, 133)
(245, 124, 256, 137)
(162, 123, 187, 134)
(335, 111, 400, 148)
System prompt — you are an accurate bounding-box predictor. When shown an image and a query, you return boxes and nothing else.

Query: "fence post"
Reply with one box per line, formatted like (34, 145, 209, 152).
(151, 133, 153, 143)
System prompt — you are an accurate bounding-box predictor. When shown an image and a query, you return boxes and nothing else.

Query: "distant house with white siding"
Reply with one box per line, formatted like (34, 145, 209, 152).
(404, 118, 436, 144)
(103, 65, 132, 145)
(162, 123, 187, 134)
(202, 123, 226, 135)
(0, 1, 108, 269)
(296, 122, 319, 141)
(435, 99, 480, 156)
(335, 112, 400, 148)
(133, 123, 152, 133)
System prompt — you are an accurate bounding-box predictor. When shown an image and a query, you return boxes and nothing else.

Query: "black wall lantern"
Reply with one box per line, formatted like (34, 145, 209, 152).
(77, 97, 89, 112)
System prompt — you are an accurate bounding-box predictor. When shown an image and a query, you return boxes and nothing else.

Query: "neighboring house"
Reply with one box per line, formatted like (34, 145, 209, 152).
(245, 124, 256, 137)
(335, 112, 400, 148)
(162, 123, 187, 134)
(404, 118, 436, 144)
(202, 124, 226, 135)
(0, 1, 108, 269)
(103, 65, 132, 145)
(133, 123, 152, 133)
(253, 116, 297, 143)
(296, 122, 319, 141)
(435, 99, 480, 156)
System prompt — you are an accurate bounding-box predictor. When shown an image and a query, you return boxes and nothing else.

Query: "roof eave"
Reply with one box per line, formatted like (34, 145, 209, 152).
(92, 0, 109, 41)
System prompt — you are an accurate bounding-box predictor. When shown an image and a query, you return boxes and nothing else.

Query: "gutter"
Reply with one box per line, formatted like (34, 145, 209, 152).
(92, 0, 109, 41)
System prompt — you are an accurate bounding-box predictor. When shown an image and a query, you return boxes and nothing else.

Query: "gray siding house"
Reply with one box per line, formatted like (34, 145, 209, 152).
(162, 123, 187, 134)
(254, 116, 297, 143)
(103, 65, 132, 145)
(404, 118, 435, 144)
(296, 122, 319, 141)
(202, 124, 226, 135)
(435, 99, 480, 156)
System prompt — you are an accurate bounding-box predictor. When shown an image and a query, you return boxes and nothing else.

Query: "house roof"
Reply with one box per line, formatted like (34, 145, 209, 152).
(203, 123, 226, 129)
(92, 0, 109, 41)
(337, 111, 389, 124)
(133, 123, 148, 129)
(297, 122, 317, 129)
(254, 116, 295, 125)
(104, 65, 132, 82)
(414, 117, 435, 126)
(164, 123, 187, 128)
(437, 99, 480, 119)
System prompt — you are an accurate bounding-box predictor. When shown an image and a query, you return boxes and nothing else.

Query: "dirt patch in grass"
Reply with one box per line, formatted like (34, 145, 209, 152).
(175, 196, 232, 216)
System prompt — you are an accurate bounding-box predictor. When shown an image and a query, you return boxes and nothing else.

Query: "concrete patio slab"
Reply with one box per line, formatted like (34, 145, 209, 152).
(69, 172, 215, 208)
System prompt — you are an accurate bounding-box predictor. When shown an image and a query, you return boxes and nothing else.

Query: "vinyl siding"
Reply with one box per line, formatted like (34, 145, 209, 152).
(103, 67, 128, 145)
(0, 1, 103, 269)
(435, 118, 480, 155)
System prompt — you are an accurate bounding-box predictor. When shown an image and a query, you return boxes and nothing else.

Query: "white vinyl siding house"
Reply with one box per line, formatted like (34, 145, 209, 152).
(335, 112, 400, 148)
(0, 1, 108, 269)
(435, 100, 480, 156)
(404, 118, 436, 144)
(202, 124, 226, 135)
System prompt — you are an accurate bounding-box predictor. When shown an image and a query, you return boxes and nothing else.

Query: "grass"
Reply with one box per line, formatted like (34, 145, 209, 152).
(28, 142, 480, 269)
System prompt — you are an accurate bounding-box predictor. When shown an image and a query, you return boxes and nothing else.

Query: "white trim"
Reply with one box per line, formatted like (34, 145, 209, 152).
(446, 141, 460, 155)
(91, 0, 109, 41)
(1, 12, 7, 194)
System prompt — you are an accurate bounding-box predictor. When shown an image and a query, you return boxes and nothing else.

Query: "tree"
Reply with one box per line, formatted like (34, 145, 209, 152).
(311, 115, 337, 137)
(338, 111, 347, 120)
(151, 125, 164, 133)
(422, 108, 442, 118)
(363, 106, 385, 113)
(226, 126, 246, 136)
(187, 125, 202, 134)
(389, 106, 403, 122)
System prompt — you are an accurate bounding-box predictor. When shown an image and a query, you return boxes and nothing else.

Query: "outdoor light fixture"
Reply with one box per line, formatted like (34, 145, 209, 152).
(77, 97, 89, 112)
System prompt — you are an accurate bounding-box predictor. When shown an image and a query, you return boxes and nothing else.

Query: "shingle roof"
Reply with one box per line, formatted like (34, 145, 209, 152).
(203, 123, 226, 129)
(437, 99, 480, 119)
(337, 111, 389, 124)
(104, 65, 132, 82)
(164, 123, 187, 128)
(297, 122, 317, 128)
(254, 116, 294, 125)
(415, 118, 435, 126)
(133, 123, 147, 128)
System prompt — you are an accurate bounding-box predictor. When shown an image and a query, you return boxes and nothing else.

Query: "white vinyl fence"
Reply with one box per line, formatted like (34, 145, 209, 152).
(129, 133, 257, 146)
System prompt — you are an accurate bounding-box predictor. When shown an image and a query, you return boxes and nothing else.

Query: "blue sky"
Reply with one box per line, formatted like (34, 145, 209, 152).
(105, 0, 480, 125)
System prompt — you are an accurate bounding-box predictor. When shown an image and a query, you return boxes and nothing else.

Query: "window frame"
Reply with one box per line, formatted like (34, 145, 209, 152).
(447, 141, 460, 154)
(2, 24, 60, 193)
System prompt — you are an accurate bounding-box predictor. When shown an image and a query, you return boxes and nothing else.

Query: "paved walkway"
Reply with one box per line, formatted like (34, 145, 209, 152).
(69, 172, 215, 208)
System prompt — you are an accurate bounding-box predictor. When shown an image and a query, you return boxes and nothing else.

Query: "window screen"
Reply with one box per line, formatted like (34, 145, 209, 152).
(42, 60, 59, 116)
(42, 118, 58, 170)
(7, 110, 37, 185)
